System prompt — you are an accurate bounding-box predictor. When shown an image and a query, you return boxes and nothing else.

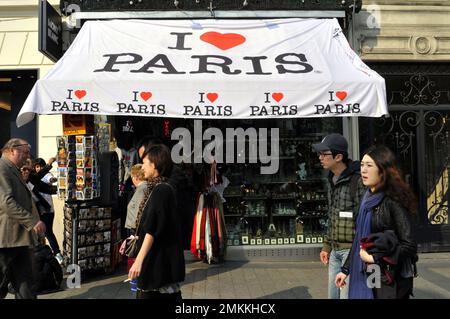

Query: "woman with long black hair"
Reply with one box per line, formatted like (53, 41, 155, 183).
(335, 145, 418, 299)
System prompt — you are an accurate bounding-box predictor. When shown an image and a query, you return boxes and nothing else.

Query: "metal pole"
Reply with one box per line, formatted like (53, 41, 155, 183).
(349, 0, 360, 160)
(71, 203, 78, 265)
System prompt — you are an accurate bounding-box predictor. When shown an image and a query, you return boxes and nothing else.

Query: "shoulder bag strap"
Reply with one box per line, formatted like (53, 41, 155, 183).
(134, 182, 173, 235)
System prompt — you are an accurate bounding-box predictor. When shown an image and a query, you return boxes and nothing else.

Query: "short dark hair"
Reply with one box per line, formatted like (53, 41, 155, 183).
(33, 158, 46, 167)
(142, 144, 173, 178)
(330, 150, 349, 162)
(136, 135, 163, 151)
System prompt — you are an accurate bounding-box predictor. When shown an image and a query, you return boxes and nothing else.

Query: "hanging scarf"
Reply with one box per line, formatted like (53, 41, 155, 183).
(134, 175, 168, 232)
(348, 189, 385, 299)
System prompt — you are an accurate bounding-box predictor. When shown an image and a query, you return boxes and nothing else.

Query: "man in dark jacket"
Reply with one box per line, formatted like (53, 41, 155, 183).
(137, 136, 196, 250)
(313, 133, 365, 299)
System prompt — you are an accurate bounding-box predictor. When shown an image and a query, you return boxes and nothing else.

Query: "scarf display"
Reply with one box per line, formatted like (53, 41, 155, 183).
(190, 192, 227, 264)
(348, 189, 385, 299)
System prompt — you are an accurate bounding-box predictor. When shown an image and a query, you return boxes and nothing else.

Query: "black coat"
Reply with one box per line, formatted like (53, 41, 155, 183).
(168, 165, 196, 249)
(344, 196, 418, 298)
(28, 171, 57, 211)
(137, 183, 185, 290)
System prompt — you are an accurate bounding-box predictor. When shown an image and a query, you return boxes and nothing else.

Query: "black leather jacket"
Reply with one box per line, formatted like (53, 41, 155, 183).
(343, 196, 417, 271)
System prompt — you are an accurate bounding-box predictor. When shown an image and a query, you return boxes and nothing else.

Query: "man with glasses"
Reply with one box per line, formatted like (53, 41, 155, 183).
(312, 133, 365, 299)
(0, 138, 46, 299)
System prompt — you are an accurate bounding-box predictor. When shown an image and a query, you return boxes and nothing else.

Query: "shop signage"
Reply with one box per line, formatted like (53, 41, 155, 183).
(38, 0, 63, 62)
(18, 18, 387, 127)
(62, 114, 95, 135)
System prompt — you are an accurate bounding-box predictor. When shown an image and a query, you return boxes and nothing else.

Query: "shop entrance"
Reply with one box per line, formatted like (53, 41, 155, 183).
(0, 69, 38, 153)
(107, 116, 344, 260)
(360, 63, 450, 252)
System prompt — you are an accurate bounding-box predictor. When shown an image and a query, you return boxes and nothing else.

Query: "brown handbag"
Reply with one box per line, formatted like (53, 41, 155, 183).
(124, 236, 139, 258)
(123, 189, 153, 258)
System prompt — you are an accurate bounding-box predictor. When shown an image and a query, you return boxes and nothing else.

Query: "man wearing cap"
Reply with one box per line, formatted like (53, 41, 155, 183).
(0, 138, 46, 299)
(312, 133, 365, 299)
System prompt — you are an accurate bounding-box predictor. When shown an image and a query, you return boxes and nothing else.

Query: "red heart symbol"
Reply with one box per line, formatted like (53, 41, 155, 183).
(207, 93, 219, 103)
(336, 91, 347, 101)
(140, 92, 152, 101)
(200, 32, 246, 50)
(74, 90, 86, 99)
(272, 92, 284, 103)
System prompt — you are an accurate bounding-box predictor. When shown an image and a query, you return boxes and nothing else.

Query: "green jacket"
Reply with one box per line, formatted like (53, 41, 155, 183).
(0, 157, 40, 248)
(322, 160, 366, 253)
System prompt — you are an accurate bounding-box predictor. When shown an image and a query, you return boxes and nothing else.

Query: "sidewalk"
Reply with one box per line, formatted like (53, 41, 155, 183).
(6, 252, 450, 299)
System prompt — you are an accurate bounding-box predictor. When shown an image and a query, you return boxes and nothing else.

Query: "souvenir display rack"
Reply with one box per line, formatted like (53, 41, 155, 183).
(56, 135, 100, 201)
(63, 204, 121, 271)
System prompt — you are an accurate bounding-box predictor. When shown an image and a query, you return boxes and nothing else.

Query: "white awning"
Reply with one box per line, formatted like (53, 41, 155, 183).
(17, 18, 388, 127)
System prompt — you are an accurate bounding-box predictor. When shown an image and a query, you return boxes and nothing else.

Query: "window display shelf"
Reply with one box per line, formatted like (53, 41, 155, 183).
(272, 195, 297, 200)
(220, 118, 341, 246)
(243, 196, 267, 200)
(243, 214, 268, 218)
(272, 214, 297, 217)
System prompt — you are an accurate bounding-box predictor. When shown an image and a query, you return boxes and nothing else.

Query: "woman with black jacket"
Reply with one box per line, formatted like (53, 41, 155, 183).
(335, 145, 418, 299)
(127, 144, 185, 299)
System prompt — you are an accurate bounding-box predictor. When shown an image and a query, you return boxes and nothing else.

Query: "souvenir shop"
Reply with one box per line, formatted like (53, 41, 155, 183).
(17, 16, 387, 265)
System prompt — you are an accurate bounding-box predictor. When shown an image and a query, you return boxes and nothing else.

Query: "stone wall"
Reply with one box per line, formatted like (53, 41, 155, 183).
(354, 0, 450, 61)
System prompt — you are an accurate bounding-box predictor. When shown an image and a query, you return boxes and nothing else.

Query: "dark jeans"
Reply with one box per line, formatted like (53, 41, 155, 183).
(136, 290, 182, 300)
(40, 213, 60, 255)
(0, 247, 36, 299)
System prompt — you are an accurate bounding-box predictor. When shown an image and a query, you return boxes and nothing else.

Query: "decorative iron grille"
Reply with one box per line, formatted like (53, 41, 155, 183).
(361, 63, 450, 230)
(60, 0, 361, 15)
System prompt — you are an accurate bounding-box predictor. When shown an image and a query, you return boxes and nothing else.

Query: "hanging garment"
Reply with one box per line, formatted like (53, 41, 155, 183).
(190, 191, 227, 264)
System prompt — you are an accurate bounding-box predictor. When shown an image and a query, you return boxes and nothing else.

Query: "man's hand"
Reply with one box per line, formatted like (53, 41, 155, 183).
(320, 250, 329, 265)
(33, 220, 46, 235)
(335, 272, 347, 288)
(47, 157, 56, 166)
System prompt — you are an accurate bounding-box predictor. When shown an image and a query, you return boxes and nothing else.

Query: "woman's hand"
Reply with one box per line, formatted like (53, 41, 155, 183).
(335, 272, 347, 288)
(128, 258, 143, 280)
(359, 249, 375, 263)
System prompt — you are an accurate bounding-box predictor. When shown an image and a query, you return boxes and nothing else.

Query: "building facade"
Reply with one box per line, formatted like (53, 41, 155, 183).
(1, 0, 449, 256)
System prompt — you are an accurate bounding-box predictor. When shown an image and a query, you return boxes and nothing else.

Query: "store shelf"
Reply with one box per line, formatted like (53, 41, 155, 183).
(243, 215, 268, 218)
(272, 196, 297, 200)
(243, 196, 267, 200)
(272, 214, 297, 217)
(223, 194, 242, 198)
(296, 179, 326, 183)
(224, 214, 242, 217)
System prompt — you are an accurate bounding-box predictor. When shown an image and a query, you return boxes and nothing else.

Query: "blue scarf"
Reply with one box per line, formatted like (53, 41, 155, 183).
(348, 189, 385, 299)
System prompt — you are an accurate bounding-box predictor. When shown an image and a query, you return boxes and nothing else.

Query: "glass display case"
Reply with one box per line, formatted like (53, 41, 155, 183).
(221, 118, 342, 246)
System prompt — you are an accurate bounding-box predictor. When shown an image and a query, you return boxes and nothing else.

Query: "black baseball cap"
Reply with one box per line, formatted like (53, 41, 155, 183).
(312, 133, 348, 153)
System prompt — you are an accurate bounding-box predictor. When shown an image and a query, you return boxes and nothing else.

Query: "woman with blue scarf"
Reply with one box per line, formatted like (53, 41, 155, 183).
(335, 145, 418, 299)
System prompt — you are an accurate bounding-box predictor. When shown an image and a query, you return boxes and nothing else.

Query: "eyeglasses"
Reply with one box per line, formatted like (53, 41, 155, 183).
(12, 143, 31, 149)
(12, 143, 31, 154)
(318, 152, 333, 157)
(21, 167, 31, 172)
